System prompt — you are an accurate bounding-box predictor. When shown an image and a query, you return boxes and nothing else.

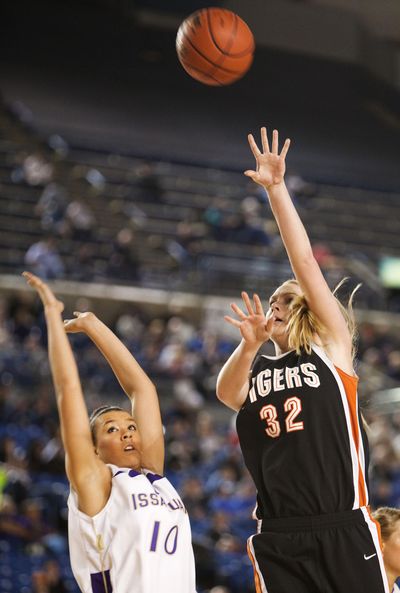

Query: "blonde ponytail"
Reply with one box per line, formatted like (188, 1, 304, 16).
(283, 278, 360, 360)
(286, 294, 325, 355)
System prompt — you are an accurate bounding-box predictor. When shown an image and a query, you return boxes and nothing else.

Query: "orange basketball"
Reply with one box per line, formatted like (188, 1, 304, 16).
(176, 8, 255, 86)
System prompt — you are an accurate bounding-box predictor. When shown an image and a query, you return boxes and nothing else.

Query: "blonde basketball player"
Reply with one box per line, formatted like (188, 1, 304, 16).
(23, 272, 196, 593)
(216, 128, 390, 593)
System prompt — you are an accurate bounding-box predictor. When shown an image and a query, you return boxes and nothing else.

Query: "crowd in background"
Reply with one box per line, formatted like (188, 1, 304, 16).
(0, 288, 400, 593)
(1, 100, 400, 591)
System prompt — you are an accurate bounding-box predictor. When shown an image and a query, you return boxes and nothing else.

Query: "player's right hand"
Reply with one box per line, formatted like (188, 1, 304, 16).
(224, 291, 273, 345)
(64, 311, 96, 333)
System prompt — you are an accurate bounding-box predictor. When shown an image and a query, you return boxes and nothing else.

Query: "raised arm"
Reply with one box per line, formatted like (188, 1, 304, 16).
(23, 272, 110, 516)
(245, 128, 353, 372)
(64, 312, 164, 475)
(216, 292, 273, 410)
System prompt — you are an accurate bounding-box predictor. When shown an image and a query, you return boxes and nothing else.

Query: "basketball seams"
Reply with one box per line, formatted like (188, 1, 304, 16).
(176, 7, 254, 85)
(179, 57, 225, 86)
(206, 8, 254, 58)
(179, 30, 246, 76)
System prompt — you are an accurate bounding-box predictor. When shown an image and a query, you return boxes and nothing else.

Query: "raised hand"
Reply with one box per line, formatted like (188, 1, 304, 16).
(225, 292, 273, 346)
(22, 272, 64, 313)
(64, 311, 95, 334)
(245, 127, 290, 189)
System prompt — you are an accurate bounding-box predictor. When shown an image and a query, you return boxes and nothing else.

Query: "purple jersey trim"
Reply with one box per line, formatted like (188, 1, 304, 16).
(90, 569, 113, 593)
(146, 471, 163, 483)
(112, 468, 162, 481)
(113, 469, 141, 479)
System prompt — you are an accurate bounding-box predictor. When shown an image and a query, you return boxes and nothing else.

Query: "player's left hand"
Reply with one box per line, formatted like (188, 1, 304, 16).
(245, 127, 290, 189)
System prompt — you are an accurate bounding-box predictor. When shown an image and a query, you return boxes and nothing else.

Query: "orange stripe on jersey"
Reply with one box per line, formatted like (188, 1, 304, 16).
(335, 366, 368, 507)
(366, 506, 384, 550)
(247, 539, 263, 593)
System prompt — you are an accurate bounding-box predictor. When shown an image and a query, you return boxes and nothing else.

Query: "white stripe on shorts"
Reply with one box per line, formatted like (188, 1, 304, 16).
(361, 506, 391, 593)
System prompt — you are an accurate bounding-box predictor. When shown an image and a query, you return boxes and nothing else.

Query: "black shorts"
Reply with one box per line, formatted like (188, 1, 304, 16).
(247, 507, 389, 593)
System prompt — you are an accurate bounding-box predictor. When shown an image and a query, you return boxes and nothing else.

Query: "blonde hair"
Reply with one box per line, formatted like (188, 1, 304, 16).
(282, 278, 359, 359)
(372, 507, 400, 542)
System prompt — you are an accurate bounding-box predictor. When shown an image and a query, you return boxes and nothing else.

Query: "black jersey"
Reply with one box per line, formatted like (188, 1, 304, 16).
(236, 345, 369, 520)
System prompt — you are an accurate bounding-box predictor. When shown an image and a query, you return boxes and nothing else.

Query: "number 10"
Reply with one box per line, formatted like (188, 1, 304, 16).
(150, 521, 179, 555)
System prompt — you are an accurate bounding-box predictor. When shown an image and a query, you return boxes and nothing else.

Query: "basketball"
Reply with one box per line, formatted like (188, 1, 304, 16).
(176, 8, 255, 86)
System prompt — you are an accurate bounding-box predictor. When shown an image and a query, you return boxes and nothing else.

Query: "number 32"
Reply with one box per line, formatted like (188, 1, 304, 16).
(259, 396, 304, 438)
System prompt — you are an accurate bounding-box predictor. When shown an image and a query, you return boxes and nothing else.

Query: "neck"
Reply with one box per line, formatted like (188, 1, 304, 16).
(274, 345, 288, 356)
(273, 339, 290, 356)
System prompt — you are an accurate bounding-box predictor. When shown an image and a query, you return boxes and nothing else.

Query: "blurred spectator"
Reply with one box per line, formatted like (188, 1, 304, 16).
(108, 227, 140, 282)
(68, 243, 96, 281)
(36, 182, 68, 235)
(239, 196, 271, 246)
(180, 476, 209, 519)
(65, 198, 95, 241)
(132, 161, 164, 202)
(24, 235, 65, 279)
(32, 559, 68, 593)
(22, 153, 53, 186)
(168, 217, 207, 272)
(0, 494, 32, 544)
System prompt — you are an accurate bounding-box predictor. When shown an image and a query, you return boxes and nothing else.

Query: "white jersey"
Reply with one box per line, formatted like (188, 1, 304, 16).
(393, 584, 400, 593)
(68, 464, 196, 593)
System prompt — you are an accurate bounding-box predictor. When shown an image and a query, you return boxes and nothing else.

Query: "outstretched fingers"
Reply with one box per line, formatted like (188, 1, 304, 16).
(244, 169, 258, 181)
(23, 271, 52, 302)
(252, 293, 265, 316)
(271, 129, 279, 155)
(241, 291, 255, 316)
(224, 315, 242, 328)
(230, 302, 247, 320)
(280, 137, 291, 159)
(22, 271, 62, 311)
(260, 127, 270, 154)
(247, 133, 262, 160)
(22, 270, 40, 286)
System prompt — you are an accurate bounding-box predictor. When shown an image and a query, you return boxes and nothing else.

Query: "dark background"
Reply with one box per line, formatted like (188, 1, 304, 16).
(2, 0, 400, 189)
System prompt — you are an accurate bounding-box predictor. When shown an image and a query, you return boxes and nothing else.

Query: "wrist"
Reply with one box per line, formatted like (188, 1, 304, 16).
(44, 303, 62, 315)
(240, 339, 263, 356)
(264, 179, 286, 193)
(82, 313, 100, 333)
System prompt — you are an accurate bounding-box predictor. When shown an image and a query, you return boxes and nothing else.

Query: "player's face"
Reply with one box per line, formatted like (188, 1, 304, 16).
(383, 519, 400, 579)
(268, 281, 303, 344)
(94, 410, 142, 470)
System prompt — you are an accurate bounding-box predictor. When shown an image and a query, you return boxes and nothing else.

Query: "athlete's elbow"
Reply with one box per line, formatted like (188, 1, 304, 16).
(215, 386, 225, 403)
(215, 382, 236, 409)
(215, 376, 227, 402)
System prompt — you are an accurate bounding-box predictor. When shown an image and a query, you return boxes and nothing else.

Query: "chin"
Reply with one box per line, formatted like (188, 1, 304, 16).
(123, 454, 142, 470)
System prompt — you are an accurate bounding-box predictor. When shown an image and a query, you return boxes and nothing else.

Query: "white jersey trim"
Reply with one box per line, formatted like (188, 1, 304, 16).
(260, 350, 295, 361)
(360, 507, 391, 593)
(312, 344, 366, 509)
